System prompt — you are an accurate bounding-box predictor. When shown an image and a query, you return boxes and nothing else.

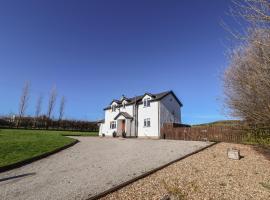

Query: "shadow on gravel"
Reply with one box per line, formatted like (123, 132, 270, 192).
(252, 146, 270, 161)
(0, 173, 36, 182)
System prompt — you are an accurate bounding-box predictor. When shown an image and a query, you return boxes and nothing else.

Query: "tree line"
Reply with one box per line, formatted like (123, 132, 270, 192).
(0, 81, 98, 131)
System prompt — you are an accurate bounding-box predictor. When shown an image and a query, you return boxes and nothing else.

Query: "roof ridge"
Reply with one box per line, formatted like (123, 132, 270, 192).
(104, 90, 182, 110)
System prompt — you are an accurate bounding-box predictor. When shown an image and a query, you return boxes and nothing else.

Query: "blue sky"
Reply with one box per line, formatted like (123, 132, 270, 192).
(0, 0, 235, 124)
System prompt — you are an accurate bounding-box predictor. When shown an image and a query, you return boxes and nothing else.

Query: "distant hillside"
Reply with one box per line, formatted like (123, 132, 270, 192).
(192, 120, 243, 127)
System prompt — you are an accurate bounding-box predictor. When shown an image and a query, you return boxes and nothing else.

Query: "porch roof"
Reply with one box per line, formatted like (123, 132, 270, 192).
(114, 112, 133, 120)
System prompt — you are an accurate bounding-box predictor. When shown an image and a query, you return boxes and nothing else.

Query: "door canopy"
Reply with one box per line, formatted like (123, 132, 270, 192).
(114, 112, 133, 120)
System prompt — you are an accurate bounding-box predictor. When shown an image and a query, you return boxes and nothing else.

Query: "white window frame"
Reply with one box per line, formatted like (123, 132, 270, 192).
(112, 105, 116, 112)
(110, 121, 116, 129)
(144, 118, 151, 127)
(143, 98, 151, 107)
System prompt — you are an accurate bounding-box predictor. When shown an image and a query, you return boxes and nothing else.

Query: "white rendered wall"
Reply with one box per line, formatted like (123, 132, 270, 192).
(159, 93, 181, 130)
(137, 96, 159, 137)
(101, 104, 134, 136)
(98, 123, 103, 136)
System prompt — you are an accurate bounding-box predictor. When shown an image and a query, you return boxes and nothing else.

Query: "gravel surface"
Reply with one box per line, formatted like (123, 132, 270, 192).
(102, 143, 270, 200)
(0, 137, 210, 200)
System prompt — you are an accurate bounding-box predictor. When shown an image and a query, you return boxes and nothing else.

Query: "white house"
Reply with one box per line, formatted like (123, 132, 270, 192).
(99, 90, 182, 138)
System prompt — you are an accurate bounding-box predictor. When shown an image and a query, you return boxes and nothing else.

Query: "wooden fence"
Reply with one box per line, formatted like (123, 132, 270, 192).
(161, 123, 247, 143)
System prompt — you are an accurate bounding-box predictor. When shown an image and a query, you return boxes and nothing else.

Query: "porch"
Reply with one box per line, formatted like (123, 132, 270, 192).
(114, 112, 134, 137)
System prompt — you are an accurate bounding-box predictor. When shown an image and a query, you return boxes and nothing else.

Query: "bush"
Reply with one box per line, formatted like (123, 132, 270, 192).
(112, 131, 117, 137)
(122, 131, 126, 138)
(244, 127, 270, 147)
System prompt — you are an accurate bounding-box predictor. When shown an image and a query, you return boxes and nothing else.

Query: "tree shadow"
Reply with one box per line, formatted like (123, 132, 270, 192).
(0, 172, 36, 182)
(252, 146, 270, 161)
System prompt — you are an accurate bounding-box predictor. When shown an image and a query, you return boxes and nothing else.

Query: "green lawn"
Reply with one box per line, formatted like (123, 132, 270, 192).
(0, 129, 77, 168)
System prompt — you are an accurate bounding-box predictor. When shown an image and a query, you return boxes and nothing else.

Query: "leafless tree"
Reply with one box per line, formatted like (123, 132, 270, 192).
(222, 0, 270, 41)
(47, 86, 57, 119)
(34, 95, 43, 128)
(58, 96, 66, 121)
(230, 0, 270, 25)
(17, 81, 30, 128)
(224, 29, 270, 124)
(223, 0, 270, 125)
(46, 86, 57, 128)
(35, 95, 43, 118)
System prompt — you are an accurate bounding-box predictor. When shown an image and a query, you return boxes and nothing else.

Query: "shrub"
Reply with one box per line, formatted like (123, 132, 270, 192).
(122, 131, 126, 138)
(112, 131, 117, 137)
(244, 127, 270, 147)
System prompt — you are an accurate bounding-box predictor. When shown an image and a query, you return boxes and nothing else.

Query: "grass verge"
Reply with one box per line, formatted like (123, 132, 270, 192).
(0, 129, 76, 168)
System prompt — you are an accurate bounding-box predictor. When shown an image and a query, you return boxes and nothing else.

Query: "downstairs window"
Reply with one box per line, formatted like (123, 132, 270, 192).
(110, 121, 116, 129)
(144, 118, 151, 127)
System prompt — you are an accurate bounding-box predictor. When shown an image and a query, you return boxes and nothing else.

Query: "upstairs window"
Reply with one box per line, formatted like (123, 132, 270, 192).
(110, 121, 116, 129)
(144, 118, 151, 127)
(112, 105, 116, 112)
(143, 98, 151, 107)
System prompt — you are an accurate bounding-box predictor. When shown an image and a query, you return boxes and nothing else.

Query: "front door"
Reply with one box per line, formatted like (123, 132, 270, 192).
(121, 120, 125, 133)
(117, 119, 126, 136)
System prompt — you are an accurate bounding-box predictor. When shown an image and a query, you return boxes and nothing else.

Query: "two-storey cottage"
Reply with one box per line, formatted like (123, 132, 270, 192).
(99, 90, 182, 138)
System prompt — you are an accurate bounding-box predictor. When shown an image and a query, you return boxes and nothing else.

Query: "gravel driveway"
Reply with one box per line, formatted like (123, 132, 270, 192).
(0, 137, 211, 200)
(102, 143, 270, 200)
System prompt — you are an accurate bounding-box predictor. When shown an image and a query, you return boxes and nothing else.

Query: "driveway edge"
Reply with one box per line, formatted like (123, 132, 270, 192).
(0, 139, 79, 173)
(88, 141, 218, 200)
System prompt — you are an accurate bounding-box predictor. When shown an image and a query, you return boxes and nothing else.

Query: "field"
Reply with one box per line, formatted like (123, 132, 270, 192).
(0, 129, 97, 168)
(192, 120, 243, 127)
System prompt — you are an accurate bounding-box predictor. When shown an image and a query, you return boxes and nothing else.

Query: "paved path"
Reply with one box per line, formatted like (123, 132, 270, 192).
(0, 137, 212, 200)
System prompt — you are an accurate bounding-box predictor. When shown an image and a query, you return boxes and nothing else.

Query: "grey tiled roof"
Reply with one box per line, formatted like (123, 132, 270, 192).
(104, 90, 182, 110)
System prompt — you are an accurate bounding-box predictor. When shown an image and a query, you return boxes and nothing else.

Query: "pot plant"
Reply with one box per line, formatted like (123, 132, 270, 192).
(112, 131, 117, 137)
(122, 131, 126, 138)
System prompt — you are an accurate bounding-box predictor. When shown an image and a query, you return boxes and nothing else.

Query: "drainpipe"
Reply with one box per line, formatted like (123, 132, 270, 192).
(158, 101, 160, 138)
(134, 96, 138, 137)
(136, 102, 138, 137)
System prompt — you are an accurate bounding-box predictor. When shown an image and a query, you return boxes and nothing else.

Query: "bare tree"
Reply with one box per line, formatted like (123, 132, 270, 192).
(224, 30, 270, 124)
(34, 95, 43, 128)
(58, 96, 66, 121)
(223, 0, 270, 125)
(230, 0, 270, 25)
(35, 95, 43, 118)
(46, 86, 57, 129)
(222, 0, 270, 41)
(17, 81, 30, 128)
